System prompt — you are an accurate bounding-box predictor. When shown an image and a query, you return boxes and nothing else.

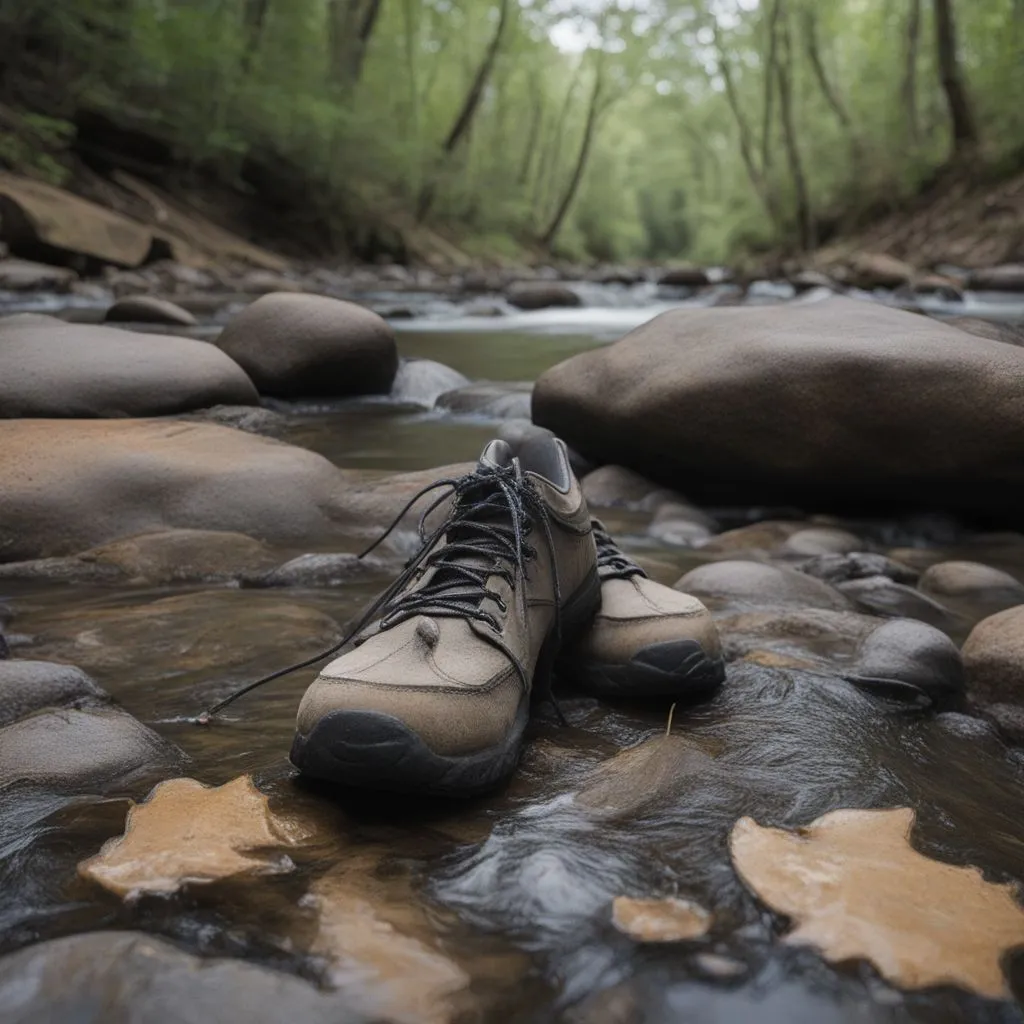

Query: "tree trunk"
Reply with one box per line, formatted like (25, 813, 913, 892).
(518, 79, 545, 185)
(540, 54, 604, 248)
(240, 0, 270, 72)
(902, 0, 922, 142)
(442, 0, 511, 154)
(328, 0, 383, 89)
(532, 67, 580, 219)
(802, 7, 851, 130)
(761, 0, 782, 172)
(713, 21, 782, 226)
(932, 0, 978, 157)
(416, 0, 511, 220)
(776, 5, 814, 250)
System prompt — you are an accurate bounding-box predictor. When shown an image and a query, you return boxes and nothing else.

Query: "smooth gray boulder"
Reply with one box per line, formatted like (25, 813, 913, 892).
(0, 316, 256, 417)
(217, 293, 397, 398)
(0, 660, 106, 727)
(533, 297, 1024, 521)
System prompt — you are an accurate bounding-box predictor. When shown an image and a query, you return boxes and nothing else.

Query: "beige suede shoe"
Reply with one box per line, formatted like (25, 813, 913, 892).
(562, 521, 725, 699)
(291, 437, 600, 796)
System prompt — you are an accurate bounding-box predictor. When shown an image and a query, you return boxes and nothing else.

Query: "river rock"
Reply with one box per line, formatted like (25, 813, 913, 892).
(0, 258, 77, 291)
(104, 295, 198, 326)
(797, 552, 918, 586)
(944, 317, 1024, 346)
(217, 293, 398, 398)
(967, 265, 1024, 292)
(918, 561, 1024, 622)
(779, 527, 862, 557)
(676, 560, 852, 612)
(532, 297, 1024, 521)
(176, 404, 290, 436)
(647, 502, 716, 546)
(789, 270, 838, 292)
(697, 520, 805, 556)
(581, 465, 683, 511)
(435, 382, 532, 419)
(0, 316, 256, 418)
(390, 358, 469, 407)
(0, 172, 154, 266)
(254, 552, 388, 587)
(962, 606, 1024, 707)
(911, 273, 962, 300)
(843, 618, 964, 705)
(0, 419, 412, 560)
(0, 660, 106, 727)
(657, 265, 709, 287)
(837, 576, 955, 629)
(506, 282, 581, 310)
(0, 707, 181, 792)
(844, 252, 914, 290)
(0, 931, 360, 1024)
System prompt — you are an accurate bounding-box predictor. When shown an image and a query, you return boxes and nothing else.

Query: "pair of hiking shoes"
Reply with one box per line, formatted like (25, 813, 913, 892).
(290, 436, 724, 797)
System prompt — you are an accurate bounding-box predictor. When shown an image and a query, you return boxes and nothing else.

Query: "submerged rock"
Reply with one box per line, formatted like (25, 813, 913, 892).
(533, 297, 1024, 521)
(217, 293, 398, 398)
(390, 358, 469, 407)
(0, 931, 363, 1024)
(0, 316, 257, 418)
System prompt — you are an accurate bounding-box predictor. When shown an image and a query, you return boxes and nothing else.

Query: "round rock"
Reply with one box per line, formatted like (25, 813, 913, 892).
(962, 606, 1024, 706)
(918, 561, 1024, 622)
(506, 282, 581, 310)
(104, 296, 198, 326)
(216, 293, 398, 398)
(0, 660, 106, 727)
(843, 618, 964, 705)
(675, 560, 852, 612)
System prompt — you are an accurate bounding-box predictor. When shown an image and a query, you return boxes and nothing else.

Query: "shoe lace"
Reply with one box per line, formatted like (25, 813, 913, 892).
(592, 521, 647, 581)
(195, 460, 564, 722)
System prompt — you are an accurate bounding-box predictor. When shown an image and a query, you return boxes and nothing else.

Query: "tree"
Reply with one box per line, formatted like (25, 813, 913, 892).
(932, 0, 978, 158)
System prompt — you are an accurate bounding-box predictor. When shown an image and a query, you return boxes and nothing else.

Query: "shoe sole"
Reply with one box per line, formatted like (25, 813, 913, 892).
(289, 567, 602, 798)
(567, 638, 726, 701)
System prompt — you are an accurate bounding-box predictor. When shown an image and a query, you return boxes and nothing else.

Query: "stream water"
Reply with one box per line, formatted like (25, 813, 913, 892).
(3, 297, 1024, 1022)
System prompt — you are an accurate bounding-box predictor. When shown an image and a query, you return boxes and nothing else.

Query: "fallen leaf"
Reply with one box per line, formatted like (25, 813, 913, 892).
(574, 736, 716, 821)
(308, 852, 469, 1024)
(730, 807, 1024, 998)
(611, 895, 712, 943)
(79, 775, 310, 897)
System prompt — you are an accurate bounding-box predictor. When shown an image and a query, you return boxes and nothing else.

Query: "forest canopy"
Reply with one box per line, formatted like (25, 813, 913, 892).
(1, 0, 1022, 263)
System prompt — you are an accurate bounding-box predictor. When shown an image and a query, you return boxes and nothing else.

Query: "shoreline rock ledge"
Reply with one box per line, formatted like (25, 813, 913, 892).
(532, 297, 1024, 523)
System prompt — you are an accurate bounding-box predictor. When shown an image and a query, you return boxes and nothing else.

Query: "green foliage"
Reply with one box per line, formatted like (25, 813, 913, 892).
(0, 0, 1020, 262)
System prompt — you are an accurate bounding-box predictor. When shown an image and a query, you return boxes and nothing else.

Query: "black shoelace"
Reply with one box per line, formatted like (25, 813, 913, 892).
(196, 460, 563, 722)
(592, 521, 647, 581)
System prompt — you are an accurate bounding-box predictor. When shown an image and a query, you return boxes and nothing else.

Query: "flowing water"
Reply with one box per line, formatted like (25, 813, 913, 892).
(3, 302, 1024, 1022)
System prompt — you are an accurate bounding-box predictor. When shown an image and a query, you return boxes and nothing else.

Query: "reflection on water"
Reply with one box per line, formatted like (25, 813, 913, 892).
(3, 319, 1024, 1021)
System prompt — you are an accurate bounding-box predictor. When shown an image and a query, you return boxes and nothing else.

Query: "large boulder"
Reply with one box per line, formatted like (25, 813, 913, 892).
(0, 316, 257, 417)
(533, 298, 1024, 521)
(0, 418, 469, 560)
(216, 293, 398, 398)
(0, 172, 154, 267)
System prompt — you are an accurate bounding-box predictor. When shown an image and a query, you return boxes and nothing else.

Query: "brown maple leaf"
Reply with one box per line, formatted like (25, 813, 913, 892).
(79, 775, 312, 897)
(730, 806, 1024, 999)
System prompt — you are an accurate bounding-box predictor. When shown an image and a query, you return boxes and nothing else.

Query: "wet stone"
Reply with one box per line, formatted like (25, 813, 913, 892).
(676, 560, 853, 612)
(0, 931, 364, 1024)
(918, 560, 1024, 623)
(797, 551, 919, 586)
(0, 707, 182, 793)
(836, 575, 956, 630)
(104, 295, 198, 326)
(0, 660, 106, 727)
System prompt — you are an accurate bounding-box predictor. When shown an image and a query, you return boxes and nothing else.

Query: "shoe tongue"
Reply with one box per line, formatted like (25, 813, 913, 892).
(478, 438, 517, 476)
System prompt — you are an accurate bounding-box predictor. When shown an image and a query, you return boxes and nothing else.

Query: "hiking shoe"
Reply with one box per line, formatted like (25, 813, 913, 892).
(290, 437, 600, 796)
(561, 520, 725, 699)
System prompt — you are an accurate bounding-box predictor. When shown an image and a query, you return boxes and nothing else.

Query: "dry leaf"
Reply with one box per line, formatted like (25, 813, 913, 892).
(79, 775, 311, 897)
(308, 853, 468, 1024)
(730, 807, 1024, 998)
(611, 896, 712, 943)
(575, 736, 715, 821)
